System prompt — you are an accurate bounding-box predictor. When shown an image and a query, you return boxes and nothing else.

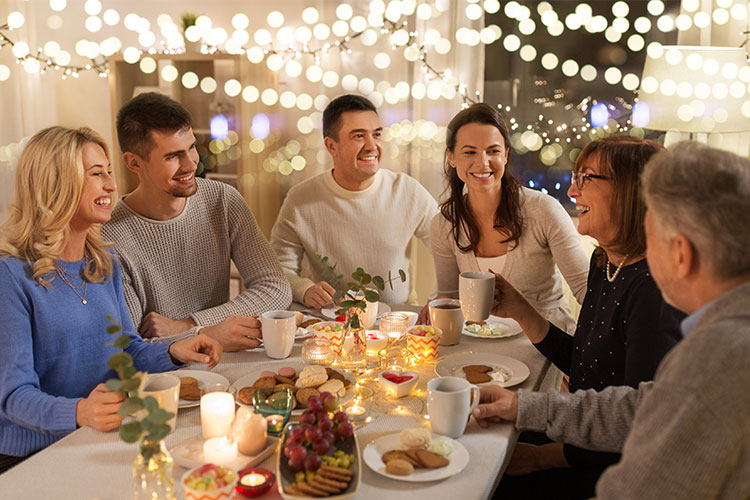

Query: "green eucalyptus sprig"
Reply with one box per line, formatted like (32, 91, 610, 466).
(104, 316, 174, 461)
(180, 13, 198, 32)
(316, 254, 406, 329)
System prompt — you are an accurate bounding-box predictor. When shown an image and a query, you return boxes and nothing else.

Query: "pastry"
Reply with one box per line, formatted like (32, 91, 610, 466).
(385, 458, 414, 476)
(253, 376, 277, 389)
(325, 368, 352, 388)
(400, 427, 432, 449)
(294, 311, 305, 326)
(238, 387, 255, 405)
(278, 366, 297, 378)
(299, 318, 321, 329)
(179, 376, 200, 401)
(296, 365, 328, 388)
(317, 379, 344, 396)
(295, 388, 320, 408)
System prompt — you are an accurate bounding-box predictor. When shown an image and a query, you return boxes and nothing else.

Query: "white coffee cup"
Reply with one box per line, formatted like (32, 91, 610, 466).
(427, 376, 480, 438)
(428, 298, 464, 346)
(141, 373, 180, 433)
(261, 310, 296, 359)
(351, 294, 378, 329)
(459, 271, 495, 322)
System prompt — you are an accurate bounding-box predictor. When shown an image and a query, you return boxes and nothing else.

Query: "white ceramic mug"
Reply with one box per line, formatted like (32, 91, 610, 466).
(427, 376, 480, 438)
(352, 295, 378, 329)
(261, 310, 296, 359)
(429, 298, 464, 346)
(459, 271, 495, 322)
(141, 373, 180, 433)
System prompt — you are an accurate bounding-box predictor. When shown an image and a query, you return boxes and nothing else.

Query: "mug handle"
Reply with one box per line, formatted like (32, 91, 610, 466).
(468, 385, 481, 414)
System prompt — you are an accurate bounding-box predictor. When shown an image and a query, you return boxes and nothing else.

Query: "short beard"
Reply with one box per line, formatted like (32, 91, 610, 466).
(168, 180, 198, 198)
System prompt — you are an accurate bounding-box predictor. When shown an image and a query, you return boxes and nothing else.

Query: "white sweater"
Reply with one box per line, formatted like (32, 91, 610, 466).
(431, 187, 589, 332)
(270, 169, 438, 304)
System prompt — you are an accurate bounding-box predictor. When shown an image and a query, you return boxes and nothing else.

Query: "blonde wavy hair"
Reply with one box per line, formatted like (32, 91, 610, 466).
(0, 126, 114, 286)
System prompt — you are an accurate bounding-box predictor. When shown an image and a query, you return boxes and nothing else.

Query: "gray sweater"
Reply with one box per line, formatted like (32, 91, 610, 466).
(517, 281, 750, 499)
(103, 178, 292, 335)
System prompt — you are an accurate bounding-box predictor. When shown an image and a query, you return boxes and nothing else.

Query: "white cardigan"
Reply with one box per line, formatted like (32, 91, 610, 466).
(430, 187, 589, 333)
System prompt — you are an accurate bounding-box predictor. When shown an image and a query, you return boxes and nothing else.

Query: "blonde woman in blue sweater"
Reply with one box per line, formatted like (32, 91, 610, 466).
(0, 127, 222, 473)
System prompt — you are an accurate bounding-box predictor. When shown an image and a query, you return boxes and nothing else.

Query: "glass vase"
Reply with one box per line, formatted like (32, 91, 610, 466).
(133, 440, 176, 500)
(340, 326, 367, 376)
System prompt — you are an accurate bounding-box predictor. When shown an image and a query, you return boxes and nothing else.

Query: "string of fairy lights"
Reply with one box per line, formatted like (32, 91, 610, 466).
(1, 0, 749, 175)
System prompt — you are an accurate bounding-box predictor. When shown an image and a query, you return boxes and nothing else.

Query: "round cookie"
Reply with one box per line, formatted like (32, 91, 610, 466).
(296, 366, 328, 388)
(295, 388, 320, 408)
(317, 379, 344, 396)
(278, 366, 297, 378)
(238, 387, 255, 405)
(385, 458, 414, 476)
(259, 370, 277, 378)
(253, 376, 277, 389)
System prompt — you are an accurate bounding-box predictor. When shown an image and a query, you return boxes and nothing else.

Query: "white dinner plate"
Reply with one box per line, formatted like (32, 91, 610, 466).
(230, 365, 354, 413)
(362, 432, 469, 482)
(321, 303, 392, 321)
(461, 315, 523, 339)
(164, 369, 230, 409)
(169, 433, 279, 470)
(435, 353, 530, 388)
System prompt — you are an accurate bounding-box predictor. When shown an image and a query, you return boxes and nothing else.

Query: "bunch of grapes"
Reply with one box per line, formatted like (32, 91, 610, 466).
(283, 391, 355, 473)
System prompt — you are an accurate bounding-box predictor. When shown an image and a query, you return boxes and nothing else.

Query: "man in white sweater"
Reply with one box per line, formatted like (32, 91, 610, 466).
(103, 92, 292, 351)
(473, 142, 750, 499)
(271, 94, 438, 307)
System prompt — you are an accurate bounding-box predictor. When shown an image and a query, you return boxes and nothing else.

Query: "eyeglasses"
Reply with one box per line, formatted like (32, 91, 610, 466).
(570, 170, 611, 190)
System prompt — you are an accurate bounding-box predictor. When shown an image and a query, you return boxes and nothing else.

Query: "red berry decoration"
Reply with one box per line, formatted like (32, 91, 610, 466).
(335, 314, 347, 322)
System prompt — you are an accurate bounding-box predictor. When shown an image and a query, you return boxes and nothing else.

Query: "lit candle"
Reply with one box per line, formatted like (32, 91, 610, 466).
(240, 473, 267, 487)
(201, 391, 235, 439)
(345, 405, 366, 419)
(203, 436, 238, 465)
(266, 414, 284, 434)
(237, 412, 267, 457)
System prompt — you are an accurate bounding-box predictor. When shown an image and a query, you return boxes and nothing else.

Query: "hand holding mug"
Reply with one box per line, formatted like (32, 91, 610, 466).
(471, 384, 519, 428)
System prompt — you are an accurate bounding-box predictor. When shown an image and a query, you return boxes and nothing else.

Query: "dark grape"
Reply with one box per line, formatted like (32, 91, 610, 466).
(337, 421, 354, 439)
(300, 411, 316, 425)
(317, 414, 333, 432)
(307, 396, 322, 412)
(291, 427, 305, 441)
(305, 425, 322, 444)
(321, 392, 338, 412)
(314, 438, 331, 455)
(288, 458, 304, 472)
(333, 411, 348, 424)
(322, 430, 335, 444)
(288, 445, 307, 463)
(304, 453, 322, 472)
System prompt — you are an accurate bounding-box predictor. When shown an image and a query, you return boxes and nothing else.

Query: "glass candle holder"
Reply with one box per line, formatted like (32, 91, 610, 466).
(235, 467, 275, 498)
(343, 386, 373, 422)
(378, 344, 411, 371)
(380, 312, 409, 341)
(252, 387, 293, 437)
(301, 337, 334, 365)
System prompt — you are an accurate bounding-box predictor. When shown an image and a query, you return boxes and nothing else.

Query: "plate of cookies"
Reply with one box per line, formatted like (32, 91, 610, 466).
(462, 315, 523, 339)
(166, 370, 231, 409)
(363, 427, 469, 482)
(231, 365, 355, 414)
(435, 353, 530, 388)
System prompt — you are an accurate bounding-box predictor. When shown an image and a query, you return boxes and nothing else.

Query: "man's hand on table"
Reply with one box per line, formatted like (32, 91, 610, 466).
(201, 315, 262, 352)
(76, 383, 125, 431)
(139, 312, 196, 338)
(472, 385, 519, 427)
(303, 281, 337, 309)
(169, 333, 223, 368)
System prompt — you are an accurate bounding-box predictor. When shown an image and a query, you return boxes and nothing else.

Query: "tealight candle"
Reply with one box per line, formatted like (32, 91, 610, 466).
(302, 338, 334, 365)
(203, 436, 238, 466)
(345, 405, 366, 418)
(235, 467, 275, 498)
(201, 391, 235, 439)
(266, 414, 284, 434)
(241, 473, 267, 487)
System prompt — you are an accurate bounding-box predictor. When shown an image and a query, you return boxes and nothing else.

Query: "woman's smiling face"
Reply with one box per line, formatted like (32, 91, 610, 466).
(447, 122, 509, 194)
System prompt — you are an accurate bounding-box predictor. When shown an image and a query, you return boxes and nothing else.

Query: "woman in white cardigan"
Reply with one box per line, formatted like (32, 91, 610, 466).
(425, 103, 588, 333)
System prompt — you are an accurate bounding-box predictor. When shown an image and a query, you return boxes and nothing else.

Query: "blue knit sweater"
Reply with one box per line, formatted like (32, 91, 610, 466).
(0, 255, 179, 457)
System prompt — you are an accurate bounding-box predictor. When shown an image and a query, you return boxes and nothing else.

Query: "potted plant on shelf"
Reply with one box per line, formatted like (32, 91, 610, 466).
(181, 12, 201, 52)
(105, 317, 176, 500)
(317, 255, 406, 374)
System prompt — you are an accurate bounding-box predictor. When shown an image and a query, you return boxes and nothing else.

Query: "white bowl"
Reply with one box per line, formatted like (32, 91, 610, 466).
(365, 330, 387, 353)
(401, 311, 418, 327)
(377, 370, 419, 398)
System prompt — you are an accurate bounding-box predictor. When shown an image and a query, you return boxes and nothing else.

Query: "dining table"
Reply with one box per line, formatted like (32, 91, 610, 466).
(0, 305, 556, 500)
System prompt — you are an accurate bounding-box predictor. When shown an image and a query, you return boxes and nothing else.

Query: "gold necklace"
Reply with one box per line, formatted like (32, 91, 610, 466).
(605, 254, 629, 283)
(56, 263, 88, 305)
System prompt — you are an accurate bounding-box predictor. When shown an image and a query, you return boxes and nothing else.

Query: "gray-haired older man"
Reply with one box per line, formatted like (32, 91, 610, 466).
(474, 142, 750, 499)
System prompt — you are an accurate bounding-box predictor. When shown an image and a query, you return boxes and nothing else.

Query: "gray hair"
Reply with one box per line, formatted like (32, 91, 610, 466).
(641, 141, 750, 280)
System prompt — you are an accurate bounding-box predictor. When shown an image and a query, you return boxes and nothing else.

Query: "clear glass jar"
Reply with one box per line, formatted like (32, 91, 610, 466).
(380, 312, 409, 342)
(340, 327, 367, 376)
(133, 440, 175, 500)
(301, 337, 334, 365)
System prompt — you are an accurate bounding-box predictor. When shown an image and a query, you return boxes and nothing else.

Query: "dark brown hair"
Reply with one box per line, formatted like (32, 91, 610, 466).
(575, 136, 664, 265)
(322, 94, 377, 140)
(440, 103, 522, 253)
(116, 92, 192, 159)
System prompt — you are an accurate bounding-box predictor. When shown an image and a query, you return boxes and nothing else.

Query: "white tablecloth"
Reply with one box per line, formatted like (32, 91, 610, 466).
(0, 307, 552, 500)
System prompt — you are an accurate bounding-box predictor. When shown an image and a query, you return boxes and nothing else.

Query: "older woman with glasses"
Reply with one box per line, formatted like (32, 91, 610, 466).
(489, 136, 684, 500)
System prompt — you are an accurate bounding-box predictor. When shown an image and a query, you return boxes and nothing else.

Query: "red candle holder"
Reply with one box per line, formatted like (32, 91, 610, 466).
(235, 467, 275, 498)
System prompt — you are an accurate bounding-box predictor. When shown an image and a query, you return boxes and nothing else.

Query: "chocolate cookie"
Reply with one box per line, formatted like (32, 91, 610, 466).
(464, 370, 492, 384)
(179, 377, 200, 401)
